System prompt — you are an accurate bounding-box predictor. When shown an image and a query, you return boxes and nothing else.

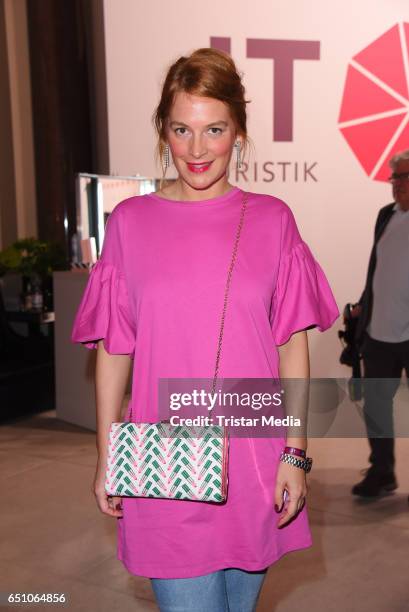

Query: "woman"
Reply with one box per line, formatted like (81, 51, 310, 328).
(72, 48, 339, 612)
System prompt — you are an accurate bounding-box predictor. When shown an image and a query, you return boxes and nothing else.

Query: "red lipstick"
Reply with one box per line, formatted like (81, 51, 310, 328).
(186, 161, 213, 173)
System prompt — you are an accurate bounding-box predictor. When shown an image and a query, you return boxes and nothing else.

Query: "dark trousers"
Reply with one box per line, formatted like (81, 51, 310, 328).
(361, 333, 409, 475)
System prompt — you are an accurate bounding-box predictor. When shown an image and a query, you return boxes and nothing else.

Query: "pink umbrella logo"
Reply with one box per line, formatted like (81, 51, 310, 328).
(338, 23, 409, 182)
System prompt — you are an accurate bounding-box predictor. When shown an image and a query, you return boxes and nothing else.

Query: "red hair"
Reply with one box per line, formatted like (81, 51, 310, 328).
(153, 48, 249, 166)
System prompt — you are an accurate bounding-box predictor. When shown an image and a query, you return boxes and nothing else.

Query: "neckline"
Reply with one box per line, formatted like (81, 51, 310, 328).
(147, 186, 242, 207)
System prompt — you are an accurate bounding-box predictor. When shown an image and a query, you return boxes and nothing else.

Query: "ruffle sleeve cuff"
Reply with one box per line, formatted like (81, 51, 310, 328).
(71, 260, 136, 355)
(271, 241, 339, 346)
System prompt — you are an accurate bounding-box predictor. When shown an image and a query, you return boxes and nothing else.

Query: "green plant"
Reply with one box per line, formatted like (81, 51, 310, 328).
(0, 237, 68, 279)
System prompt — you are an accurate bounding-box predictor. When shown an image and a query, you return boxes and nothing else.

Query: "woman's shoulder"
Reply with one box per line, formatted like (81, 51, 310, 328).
(108, 194, 152, 221)
(244, 190, 301, 246)
(245, 190, 294, 219)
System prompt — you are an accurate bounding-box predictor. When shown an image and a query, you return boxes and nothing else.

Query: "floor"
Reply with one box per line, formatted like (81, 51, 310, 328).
(1, 411, 408, 612)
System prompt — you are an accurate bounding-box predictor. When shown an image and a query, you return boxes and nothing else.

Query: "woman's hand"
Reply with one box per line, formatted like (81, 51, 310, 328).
(93, 461, 123, 518)
(276, 331, 309, 528)
(274, 460, 307, 528)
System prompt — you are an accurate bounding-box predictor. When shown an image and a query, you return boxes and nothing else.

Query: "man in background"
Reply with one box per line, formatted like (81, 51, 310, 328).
(352, 150, 409, 498)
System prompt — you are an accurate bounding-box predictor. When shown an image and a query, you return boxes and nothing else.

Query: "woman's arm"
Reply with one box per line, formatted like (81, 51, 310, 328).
(275, 330, 310, 527)
(93, 341, 132, 517)
(277, 329, 309, 450)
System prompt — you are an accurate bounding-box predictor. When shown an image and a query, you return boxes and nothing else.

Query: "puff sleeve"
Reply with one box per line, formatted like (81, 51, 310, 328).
(71, 204, 136, 355)
(270, 205, 339, 346)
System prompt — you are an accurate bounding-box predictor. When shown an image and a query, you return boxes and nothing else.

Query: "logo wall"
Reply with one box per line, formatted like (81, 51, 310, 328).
(339, 23, 409, 182)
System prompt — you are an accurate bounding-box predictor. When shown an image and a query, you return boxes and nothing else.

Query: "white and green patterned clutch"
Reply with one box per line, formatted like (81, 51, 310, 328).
(104, 193, 248, 503)
(105, 422, 229, 502)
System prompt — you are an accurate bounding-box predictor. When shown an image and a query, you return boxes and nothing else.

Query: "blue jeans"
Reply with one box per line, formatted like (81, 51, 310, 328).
(151, 567, 267, 612)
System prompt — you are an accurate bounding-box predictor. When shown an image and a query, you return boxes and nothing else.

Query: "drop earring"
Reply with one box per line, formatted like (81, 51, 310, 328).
(235, 141, 242, 170)
(163, 144, 170, 169)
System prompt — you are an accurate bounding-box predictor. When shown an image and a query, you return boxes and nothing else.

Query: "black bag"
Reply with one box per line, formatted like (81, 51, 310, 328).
(338, 303, 362, 401)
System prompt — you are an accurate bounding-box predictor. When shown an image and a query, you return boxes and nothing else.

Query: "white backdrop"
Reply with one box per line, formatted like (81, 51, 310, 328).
(102, 0, 409, 376)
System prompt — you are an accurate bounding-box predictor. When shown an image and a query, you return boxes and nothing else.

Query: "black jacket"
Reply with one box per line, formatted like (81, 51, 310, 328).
(355, 202, 396, 346)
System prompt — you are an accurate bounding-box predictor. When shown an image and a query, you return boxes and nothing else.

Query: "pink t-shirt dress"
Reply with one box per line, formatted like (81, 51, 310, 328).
(71, 187, 339, 579)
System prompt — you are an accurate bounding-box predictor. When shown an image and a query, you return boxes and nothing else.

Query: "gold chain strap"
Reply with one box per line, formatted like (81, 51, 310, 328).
(211, 191, 248, 394)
